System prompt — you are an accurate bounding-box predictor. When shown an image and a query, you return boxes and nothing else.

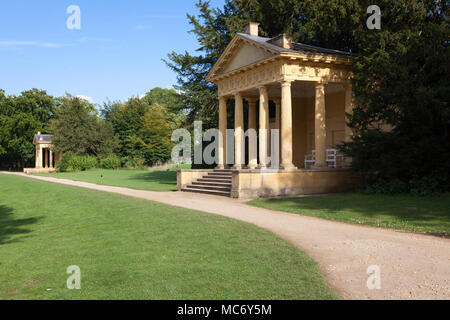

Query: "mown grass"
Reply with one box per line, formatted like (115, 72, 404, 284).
(0, 174, 337, 300)
(37, 166, 190, 191)
(248, 193, 450, 237)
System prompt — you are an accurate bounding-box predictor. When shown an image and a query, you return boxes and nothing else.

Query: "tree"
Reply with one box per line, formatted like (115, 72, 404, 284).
(0, 89, 56, 169)
(50, 95, 118, 156)
(142, 87, 185, 115)
(139, 105, 174, 165)
(341, 0, 450, 194)
(102, 89, 180, 166)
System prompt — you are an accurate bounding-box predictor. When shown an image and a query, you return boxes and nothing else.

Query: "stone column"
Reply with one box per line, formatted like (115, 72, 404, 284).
(49, 149, 53, 168)
(258, 86, 269, 168)
(273, 98, 281, 165)
(35, 145, 41, 168)
(247, 98, 258, 169)
(314, 82, 327, 167)
(274, 98, 281, 130)
(217, 96, 227, 169)
(233, 92, 244, 169)
(280, 80, 295, 169)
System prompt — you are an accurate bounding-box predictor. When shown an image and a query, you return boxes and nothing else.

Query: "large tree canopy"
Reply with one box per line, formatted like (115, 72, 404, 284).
(0, 89, 56, 169)
(343, 0, 450, 194)
(0, 87, 184, 169)
(101, 88, 182, 167)
(50, 95, 118, 157)
(166, 0, 449, 193)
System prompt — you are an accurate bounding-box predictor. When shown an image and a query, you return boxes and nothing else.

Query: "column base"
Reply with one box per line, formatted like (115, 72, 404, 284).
(280, 163, 297, 171)
(232, 165, 243, 170)
(216, 165, 225, 170)
(248, 162, 258, 170)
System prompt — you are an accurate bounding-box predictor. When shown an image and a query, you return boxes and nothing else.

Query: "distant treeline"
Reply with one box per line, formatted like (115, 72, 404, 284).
(0, 87, 187, 170)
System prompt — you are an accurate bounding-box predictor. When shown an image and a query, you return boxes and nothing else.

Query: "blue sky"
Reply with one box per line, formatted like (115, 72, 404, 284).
(0, 0, 224, 105)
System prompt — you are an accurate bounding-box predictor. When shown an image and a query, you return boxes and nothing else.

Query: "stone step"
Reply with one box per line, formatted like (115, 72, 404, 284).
(181, 170, 233, 197)
(198, 178, 232, 183)
(213, 169, 234, 173)
(207, 172, 232, 177)
(181, 187, 231, 197)
(192, 181, 232, 187)
(186, 184, 231, 192)
(205, 174, 232, 179)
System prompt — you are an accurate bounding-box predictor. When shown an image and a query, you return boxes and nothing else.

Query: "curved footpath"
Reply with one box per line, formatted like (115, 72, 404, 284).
(2, 172, 449, 300)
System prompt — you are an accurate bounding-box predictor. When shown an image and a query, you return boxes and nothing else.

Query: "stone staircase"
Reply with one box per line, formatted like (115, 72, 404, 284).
(181, 170, 232, 197)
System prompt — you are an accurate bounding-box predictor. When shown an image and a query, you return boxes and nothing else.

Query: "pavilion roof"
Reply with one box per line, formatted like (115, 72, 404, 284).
(238, 33, 353, 57)
(207, 32, 354, 82)
(34, 134, 53, 144)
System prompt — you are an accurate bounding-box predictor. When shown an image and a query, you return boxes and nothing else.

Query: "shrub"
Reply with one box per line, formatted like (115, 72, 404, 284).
(67, 155, 98, 171)
(56, 151, 74, 172)
(100, 154, 121, 170)
(121, 156, 146, 170)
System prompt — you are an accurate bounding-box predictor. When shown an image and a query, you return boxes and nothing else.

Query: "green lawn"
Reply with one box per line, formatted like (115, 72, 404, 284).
(0, 174, 337, 300)
(248, 193, 450, 237)
(37, 167, 187, 191)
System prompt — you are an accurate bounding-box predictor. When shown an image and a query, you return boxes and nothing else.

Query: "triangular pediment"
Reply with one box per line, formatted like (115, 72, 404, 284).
(207, 34, 279, 81)
(221, 41, 275, 73)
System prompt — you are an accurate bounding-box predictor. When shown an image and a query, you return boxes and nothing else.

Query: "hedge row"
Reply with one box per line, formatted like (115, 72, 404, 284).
(57, 152, 121, 172)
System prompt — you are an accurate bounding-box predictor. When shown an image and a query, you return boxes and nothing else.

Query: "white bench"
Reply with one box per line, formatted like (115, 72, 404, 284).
(304, 149, 344, 168)
(304, 150, 315, 169)
(326, 148, 345, 168)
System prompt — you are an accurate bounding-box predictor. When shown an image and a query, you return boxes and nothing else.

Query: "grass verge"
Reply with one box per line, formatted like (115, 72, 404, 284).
(37, 168, 184, 191)
(0, 174, 337, 299)
(248, 193, 450, 237)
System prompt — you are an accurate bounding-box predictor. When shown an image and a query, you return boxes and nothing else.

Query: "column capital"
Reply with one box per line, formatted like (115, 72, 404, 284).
(218, 95, 228, 101)
(245, 97, 258, 104)
(257, 85, 268, 93)
(313, 81, 328, 88)
(280, 79, 293, 87)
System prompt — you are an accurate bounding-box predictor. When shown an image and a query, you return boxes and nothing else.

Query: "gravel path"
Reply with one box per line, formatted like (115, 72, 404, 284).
(3, 172, 449, 300)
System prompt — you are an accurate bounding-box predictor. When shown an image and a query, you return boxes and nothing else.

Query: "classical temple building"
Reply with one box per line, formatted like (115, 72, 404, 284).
(23, 132, 62, 174)
(177, 23, 358, 198)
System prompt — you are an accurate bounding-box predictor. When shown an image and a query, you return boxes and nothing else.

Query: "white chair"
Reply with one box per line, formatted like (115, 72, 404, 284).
(326, 148, 345, 168)
(304, 150, 315, 169)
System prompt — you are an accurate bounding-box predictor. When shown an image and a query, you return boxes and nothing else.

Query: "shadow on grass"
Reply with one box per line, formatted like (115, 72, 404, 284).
(0, 205, 42, 245)
(128, 171, 177, 186)
(254, 193, 450, 230)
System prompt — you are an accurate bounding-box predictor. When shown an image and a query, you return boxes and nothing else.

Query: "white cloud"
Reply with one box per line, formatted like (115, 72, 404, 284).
(41, 42, 71, 48)
(77, 37, 112, 43)
(0, 41, 35, 46)
(145, 14, 183, 19)
(134, 25, 152, 30)
(0, 40, 70, 48)
(76, 95, 94, 104)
